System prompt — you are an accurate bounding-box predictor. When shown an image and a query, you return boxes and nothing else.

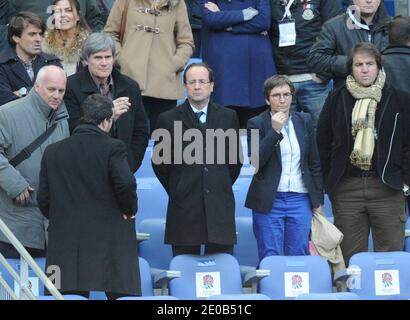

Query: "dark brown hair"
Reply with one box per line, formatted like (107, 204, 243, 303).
(8, 12, 45, 47)
(263, 75, 295, 100)
(346, 43, 382, 75)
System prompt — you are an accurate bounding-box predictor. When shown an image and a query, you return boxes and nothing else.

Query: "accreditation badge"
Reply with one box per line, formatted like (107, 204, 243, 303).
(278, 19, 296, 47)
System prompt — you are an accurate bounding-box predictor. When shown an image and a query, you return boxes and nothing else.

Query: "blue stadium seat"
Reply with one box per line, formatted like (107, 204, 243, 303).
(206, 293, 270, 300)
(347, 251, 410, 300)
(135, 140, 155, 178)
(138, 218, 173, 271)
(233, 217, 259, 270)
(404, 219, 410, 252)
(233, 178, 252, 217)
(37, 294, 88, 300)
(168, 253, 244, 299)
(0, 257, 46, 297)
(135, 177, 168, 227)
(258, 255, 334, 300)
(295, 292, 360, 300)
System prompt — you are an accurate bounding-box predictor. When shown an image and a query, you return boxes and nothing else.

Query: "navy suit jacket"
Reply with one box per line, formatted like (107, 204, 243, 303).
(245, 110, 323, 213)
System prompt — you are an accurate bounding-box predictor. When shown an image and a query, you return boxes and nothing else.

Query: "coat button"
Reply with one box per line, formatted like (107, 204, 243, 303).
(302, 171, 305, 175)
(205, 189, 210, 194)
(204, 167, 209, 172)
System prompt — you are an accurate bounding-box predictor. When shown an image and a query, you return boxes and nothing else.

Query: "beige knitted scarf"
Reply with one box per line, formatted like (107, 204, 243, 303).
(345, 68, 386, 171)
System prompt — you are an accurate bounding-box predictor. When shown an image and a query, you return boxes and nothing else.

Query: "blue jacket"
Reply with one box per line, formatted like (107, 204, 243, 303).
(245, 110, 323, 212)
(0, 46, 61, 106)
(200, 0, 276, 108)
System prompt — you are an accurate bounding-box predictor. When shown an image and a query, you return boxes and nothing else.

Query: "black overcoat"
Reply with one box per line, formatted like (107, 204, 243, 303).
(152, 101, 242, 246)
(64, 67, 149, 172)
(37, 124, 140, 295)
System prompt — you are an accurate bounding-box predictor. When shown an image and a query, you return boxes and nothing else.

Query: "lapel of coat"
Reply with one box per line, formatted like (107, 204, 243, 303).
(262, 110, 282, 166)
(177, 100, 196, 129)
(80, 68, 100, 95)
(291, 112, 306, 164)
(10, 62, 32, 86)
(205, 102, 219, 129)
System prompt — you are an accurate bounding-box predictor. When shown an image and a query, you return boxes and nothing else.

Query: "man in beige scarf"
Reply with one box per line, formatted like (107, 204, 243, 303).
(316, 43, 410, 265)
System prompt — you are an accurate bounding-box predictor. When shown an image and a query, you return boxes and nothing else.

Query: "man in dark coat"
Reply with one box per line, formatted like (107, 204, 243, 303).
(0, 12, 61, 106)
(37, 93, 140, 299)
(64, 32, 149, 173)
(308, 0, 391, 88)
(317, 43, 410, 264)
(152, 62, 242, 256)
(382, 15, 410, 94)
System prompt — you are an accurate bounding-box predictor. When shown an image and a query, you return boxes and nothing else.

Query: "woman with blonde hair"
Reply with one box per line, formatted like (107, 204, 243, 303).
(42, 0, 91, 76)
(105, 0, 194, 132)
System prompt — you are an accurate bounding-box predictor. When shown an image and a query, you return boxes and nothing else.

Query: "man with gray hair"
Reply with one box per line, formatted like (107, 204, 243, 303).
(0, 65, 69, 258)
(64, 32, 149, 173)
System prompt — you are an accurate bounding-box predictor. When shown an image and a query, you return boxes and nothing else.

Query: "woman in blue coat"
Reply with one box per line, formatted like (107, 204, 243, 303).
(200, 0, 276, 127)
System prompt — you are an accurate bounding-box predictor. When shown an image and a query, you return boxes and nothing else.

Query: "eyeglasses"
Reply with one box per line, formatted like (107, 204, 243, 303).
(269, 93, 292, 100)
(186, 79, 211, 87)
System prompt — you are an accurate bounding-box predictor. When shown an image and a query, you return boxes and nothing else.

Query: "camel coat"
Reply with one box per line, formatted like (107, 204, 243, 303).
(105, 0, 194, 100)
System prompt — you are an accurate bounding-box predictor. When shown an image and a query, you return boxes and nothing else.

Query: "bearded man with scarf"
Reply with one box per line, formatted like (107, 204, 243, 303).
(317, 43, 410, 265)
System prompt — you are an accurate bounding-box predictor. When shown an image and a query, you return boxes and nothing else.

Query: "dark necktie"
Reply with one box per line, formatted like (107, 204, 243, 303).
(195, 111, 205, 124)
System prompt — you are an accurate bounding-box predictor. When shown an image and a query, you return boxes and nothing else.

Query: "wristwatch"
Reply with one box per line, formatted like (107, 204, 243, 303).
(18, 87, 27, 97)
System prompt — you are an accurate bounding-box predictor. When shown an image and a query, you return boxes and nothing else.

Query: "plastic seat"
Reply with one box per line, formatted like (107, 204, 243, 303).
(233, 178, 252, 217)
(135, 178, 168, 227)
(138, 218, 173, 272)
(346, 251, 410, 300)
(168, 253, 245, 300)
(295, 292, 360, 300)
(135, 140, 155, 178)
(0, 257, 46, 298)
(206, 293, 270, 300)
(258, 255, 334, 300)
(37, 295, 88, 300)
(233, 217, 259, 274)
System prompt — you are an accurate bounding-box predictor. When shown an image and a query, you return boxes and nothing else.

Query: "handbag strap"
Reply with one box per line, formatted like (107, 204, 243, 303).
(9, 123, 58, 167)
(119, 0, 131, 45)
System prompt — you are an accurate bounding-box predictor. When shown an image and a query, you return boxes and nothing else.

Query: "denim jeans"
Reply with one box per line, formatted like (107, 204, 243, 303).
(252, 192, 312, 262)
(290, 79, 331, 127)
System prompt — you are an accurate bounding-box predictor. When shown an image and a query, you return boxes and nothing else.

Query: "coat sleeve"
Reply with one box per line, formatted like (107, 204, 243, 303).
(0, 112, 29, 199)
(85, 0, 104, 31)
(229, 111, 242, 184)
(230, 0, 271, 34)
(305, 115, 324, 206)
(401, 94, 410, 187)
(152, 113, 171, 194)
(63, 80, 82, 134)
(173, 0, 195, 72)
(307, 18, 347, 79)
(37, 148, 50, 218)
(247, 115, 282, 170)
(316, 93, 333, 181)
(104, 0, 124, 57)
(129, 81, 149, 172)
(109, 140, 137, 217)
(200, 0, 246, 30)
(0, 64, 20, 106)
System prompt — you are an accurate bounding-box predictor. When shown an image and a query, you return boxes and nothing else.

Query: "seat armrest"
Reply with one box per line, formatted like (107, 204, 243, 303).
(153, 270, 181, 295)
(136, 232, 150, 243)
(243, 269, 270, 293)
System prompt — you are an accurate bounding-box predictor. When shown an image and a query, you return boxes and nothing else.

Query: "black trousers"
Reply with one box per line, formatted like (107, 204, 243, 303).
(172, 243, 234, 257)
(0, 241, 45, 259)
(142, 96, 176, 134)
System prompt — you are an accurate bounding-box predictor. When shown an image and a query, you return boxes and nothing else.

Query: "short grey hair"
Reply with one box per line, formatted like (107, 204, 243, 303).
(81, 32, 116, 62)
(36, 65, 66, 85)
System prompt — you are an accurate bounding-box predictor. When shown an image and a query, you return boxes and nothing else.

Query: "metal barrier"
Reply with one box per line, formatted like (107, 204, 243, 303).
(0, 218, 63, 300)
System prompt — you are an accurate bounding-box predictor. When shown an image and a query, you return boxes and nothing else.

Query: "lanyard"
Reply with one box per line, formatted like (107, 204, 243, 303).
(282, 0, 296, 20)
(347, 7, 370, 30)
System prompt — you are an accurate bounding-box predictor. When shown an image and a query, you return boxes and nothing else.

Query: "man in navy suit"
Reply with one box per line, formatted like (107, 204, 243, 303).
(245, 75, 323, 261)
